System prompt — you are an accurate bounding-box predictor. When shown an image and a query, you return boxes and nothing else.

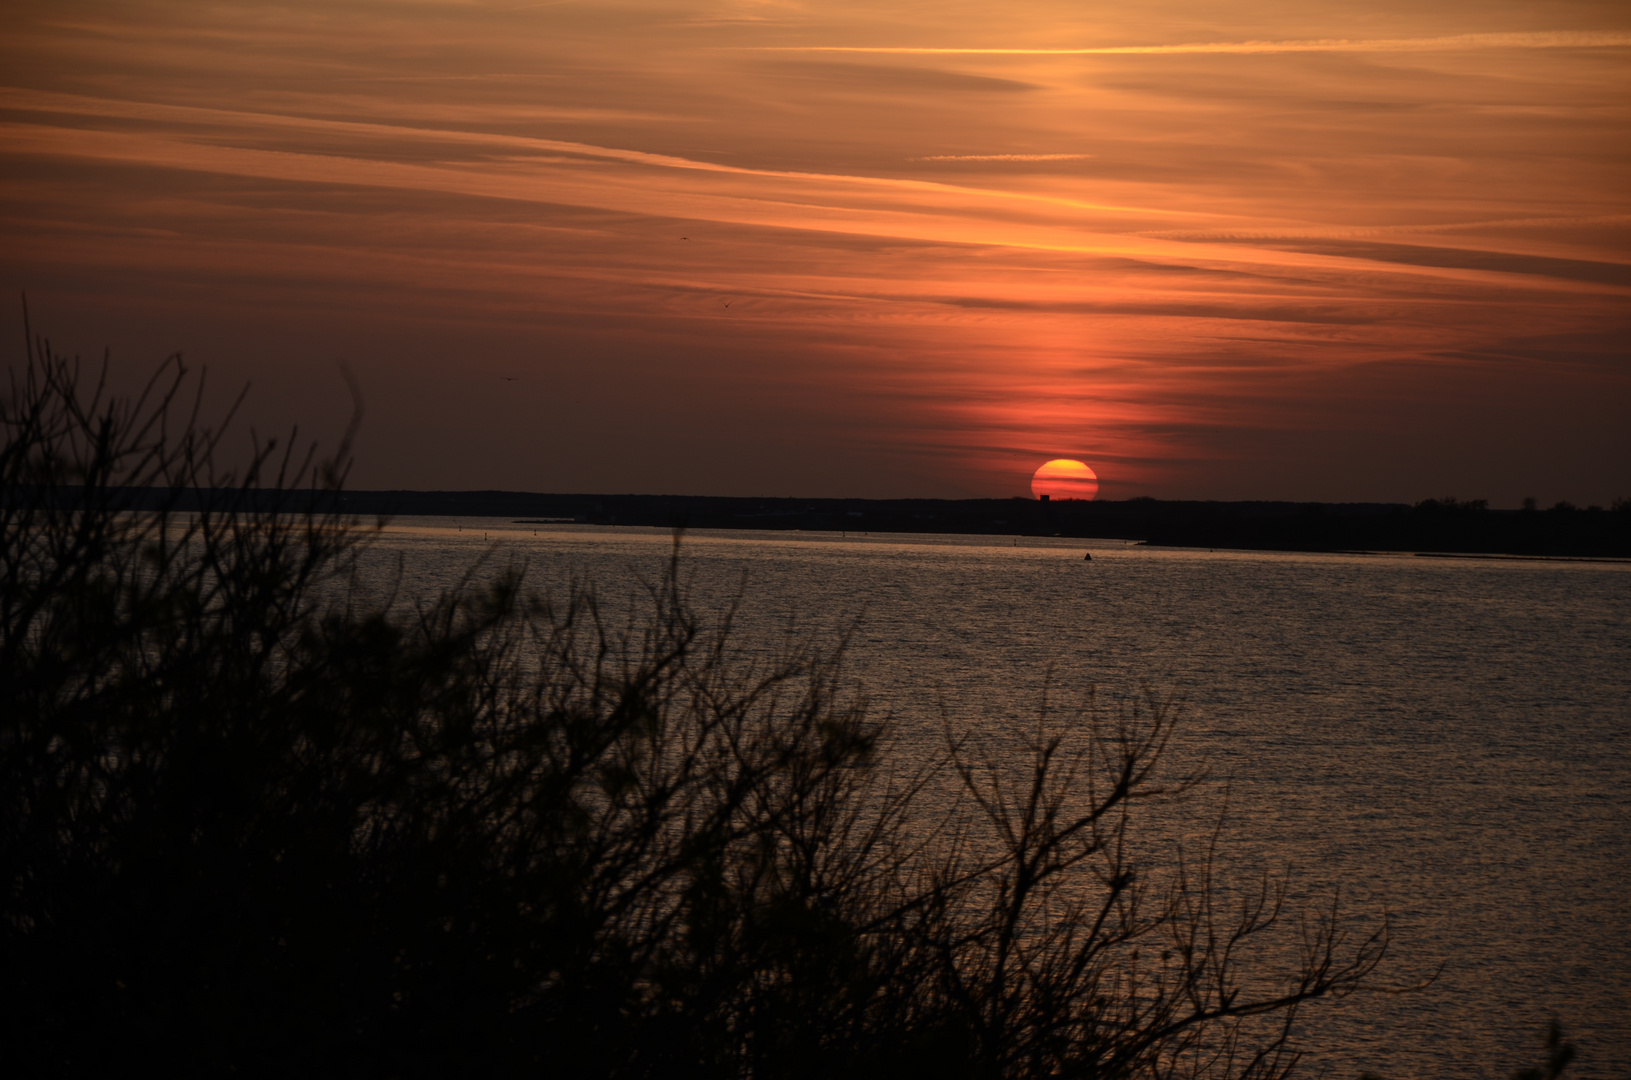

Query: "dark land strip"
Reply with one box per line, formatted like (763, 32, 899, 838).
(316, 491, 1631, 559)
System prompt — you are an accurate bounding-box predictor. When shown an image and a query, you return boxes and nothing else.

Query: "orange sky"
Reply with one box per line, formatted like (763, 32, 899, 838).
(2, 1, 1627, 503)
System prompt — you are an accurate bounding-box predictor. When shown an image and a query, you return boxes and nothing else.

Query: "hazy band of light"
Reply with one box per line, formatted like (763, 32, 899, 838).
(752, 31, 1631, 56)
(915, 153, 1092, 161)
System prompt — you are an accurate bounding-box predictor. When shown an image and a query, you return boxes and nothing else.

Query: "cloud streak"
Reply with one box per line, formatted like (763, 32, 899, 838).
(915, 153, 1092, 162)
(0, 88, 1203, 227)
(753, 31, 1631, 56)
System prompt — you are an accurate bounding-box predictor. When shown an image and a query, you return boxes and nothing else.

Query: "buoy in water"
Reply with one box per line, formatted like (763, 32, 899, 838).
(1083, 552, 1092, 561)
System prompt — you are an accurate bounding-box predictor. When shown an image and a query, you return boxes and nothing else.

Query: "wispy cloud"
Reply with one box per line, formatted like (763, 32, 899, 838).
(754, 31, 1631, 56)
(1144, 214, 1631, 242)
(0, 88, 1205, 227)
(915, 153, 1092, 162)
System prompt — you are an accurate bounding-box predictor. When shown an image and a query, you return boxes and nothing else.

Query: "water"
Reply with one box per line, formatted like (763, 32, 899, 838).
(366, 518, 1631, 1078)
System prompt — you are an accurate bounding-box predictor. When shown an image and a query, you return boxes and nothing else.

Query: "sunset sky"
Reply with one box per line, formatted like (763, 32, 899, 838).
(2, 1, 1627, 503)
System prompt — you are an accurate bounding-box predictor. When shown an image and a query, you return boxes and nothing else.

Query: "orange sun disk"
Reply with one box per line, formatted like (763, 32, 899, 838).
(1031, 459, 1099, 501)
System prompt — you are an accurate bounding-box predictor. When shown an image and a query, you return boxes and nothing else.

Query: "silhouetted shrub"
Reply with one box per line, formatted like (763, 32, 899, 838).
(2, 329, 1387, 1078)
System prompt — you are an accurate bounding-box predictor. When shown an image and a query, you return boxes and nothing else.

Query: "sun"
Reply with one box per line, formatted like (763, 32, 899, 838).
(1031, 459, 1099, 501)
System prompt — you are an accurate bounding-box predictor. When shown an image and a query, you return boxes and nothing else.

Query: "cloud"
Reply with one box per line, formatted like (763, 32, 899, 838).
(914, 154, 1092, 162)
(756, 60, 1035, 93)
(0, 89, 1215, 235)
(753, 31, 1631, 56)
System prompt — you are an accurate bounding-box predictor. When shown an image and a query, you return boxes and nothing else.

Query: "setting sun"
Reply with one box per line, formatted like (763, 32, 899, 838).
(1031, 459, 1099, 501)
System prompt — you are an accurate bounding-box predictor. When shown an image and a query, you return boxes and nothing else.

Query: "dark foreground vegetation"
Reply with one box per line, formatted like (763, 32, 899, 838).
(309, 490, 1631, 559)
(0, 328, 1577, 1078)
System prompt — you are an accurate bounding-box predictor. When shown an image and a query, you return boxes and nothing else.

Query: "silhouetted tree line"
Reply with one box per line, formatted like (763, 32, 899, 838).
(10, 325, 1540, 1079)
(1412, 496, 1489, 513)
(229, 492, 1631, 557)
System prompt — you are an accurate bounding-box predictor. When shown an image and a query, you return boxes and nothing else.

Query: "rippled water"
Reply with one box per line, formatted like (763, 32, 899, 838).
(368, 518, 1631, 1079)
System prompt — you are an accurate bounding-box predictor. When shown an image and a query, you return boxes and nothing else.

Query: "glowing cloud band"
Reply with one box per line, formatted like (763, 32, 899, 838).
(754, 31, 1631, 56)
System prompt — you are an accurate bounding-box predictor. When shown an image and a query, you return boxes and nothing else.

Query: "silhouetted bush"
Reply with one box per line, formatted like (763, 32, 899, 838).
(2, 329, 1388, 1078)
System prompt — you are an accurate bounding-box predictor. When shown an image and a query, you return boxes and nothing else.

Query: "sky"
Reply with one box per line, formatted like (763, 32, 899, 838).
(2, 0, 1628, 504)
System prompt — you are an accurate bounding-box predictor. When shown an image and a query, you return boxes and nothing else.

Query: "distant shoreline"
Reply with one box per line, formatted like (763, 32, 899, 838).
(322, 490, 1631, 559)
(1409, 550, 1631, 565)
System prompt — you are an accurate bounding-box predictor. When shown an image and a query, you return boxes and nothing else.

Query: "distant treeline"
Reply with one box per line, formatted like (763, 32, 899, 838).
(121, 488, 1631, 558)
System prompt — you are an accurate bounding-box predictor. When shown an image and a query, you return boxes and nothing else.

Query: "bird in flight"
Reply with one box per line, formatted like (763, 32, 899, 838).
(501, 376, 519, 382)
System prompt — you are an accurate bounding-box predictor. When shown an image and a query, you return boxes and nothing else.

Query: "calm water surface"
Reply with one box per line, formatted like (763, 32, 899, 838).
(371, 519, 1631, 1079)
